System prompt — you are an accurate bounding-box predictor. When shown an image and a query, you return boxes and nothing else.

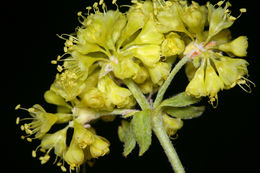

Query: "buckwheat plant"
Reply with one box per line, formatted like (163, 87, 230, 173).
(16, 0, 254, 172)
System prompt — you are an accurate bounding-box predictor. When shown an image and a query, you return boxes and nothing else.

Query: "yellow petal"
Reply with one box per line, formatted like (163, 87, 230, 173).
(186, 62, 206, 97)
(204, 61, 224, 101)
(218, 36, 248, 57)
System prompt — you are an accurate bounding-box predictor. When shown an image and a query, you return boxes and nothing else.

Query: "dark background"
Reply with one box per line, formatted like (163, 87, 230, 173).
(3, 0, 259, 172)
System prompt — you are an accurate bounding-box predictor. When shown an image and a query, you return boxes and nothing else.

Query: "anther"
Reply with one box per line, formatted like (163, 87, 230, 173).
(240, 8, 247, 13)
(112, 0, 117, 4)
(99, 0, 104, 5)
(15, 104, 21, 110)
(217, 1, 224, 7)
(27, 138, 32, 142)
(32, 150, 37, 158)
(57, 65, 63, 72)
(61, 166, 67, 172)
(77, 11, 82, 17)
(51, 60, 57, 64)
(16, 117, 20, 125)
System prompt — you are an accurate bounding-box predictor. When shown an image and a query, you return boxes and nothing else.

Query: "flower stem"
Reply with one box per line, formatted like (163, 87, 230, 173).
(153, 56, 190, 108)
(152, 110, 185, 173)
(124, 79, 150, 110)
(124, 79, 185, 172)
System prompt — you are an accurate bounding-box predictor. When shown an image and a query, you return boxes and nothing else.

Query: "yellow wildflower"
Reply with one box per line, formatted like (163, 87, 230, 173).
(161, 32, 185, 57)
(50, 70, 86, 102)
(182, 1, 252, 105)
(98, 75, 136, 109)
(179, 1, 207, 36)
(218, 36, 248, 57)
(17, 104, 57, 139)
(73, 120, 95, 149)
(162, 113, 183, 137)
(64, 135, 85, 170)
(89, 135, 110, 158)
(40, 127, 68, 159)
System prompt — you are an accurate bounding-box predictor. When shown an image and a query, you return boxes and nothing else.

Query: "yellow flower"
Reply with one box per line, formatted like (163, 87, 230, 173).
(206, 2, 245, 42)
(40, 127, 68, 158)
(50, 70, 86, 102)
(204, 59, 224, 104)
(148, 62, 171, 85)
(89, 135, 110, 158)
(185, 61, 206, 98)
(64, 135, 85, 170)
(44, 90, 71, 108)
(182, 1, 251, 105)
(179, 1, 207, 36)
(98, 75, 136, 109)
(162, 113, 183, 137)
(212, 55, 249, 89)
(218, 36, 248, 57)
(73, 120, 95, 149)
(58, 1, 164, 86)
(161, 32, 185, 57)
(156, 1, 191, 36)
(81, 88, 106, 109)
(17, 104, 57, 139)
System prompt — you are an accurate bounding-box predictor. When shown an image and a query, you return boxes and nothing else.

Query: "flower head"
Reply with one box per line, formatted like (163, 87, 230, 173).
(174, 1, 253, 105)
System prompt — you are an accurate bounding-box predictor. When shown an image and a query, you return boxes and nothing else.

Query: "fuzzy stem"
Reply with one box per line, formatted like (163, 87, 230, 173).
(153, 56, 190, 108)
(124, 79, 150, 110)
(152, 110, 185, 173)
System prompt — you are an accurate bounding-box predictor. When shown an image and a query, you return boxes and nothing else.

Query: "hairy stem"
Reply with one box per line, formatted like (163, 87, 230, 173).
(124, 79, 150, 110)
(152, 110, 185, 173)
(153, 56, 190, 108)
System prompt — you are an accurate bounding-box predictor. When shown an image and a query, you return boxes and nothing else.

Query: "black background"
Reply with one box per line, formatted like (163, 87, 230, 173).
(3, 0, 259, 172)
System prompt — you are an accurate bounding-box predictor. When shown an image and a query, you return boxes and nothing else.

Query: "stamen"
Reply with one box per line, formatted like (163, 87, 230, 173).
(112, 0, 117, 4)
(57, 65, 63, 72)
(32, 150, 37, 158)
(99, 0, 104, 5)
(61, 166, 67, 172)
(15, 104, 21, 110)
(16, 117, 20, 125)
(27, 138, 33, 142)
(86, 6, 92, 15)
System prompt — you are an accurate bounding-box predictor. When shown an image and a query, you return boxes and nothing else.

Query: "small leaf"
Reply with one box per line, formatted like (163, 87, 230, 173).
(160, 92, 201, 107)
(118, 120, 136, 157)
(131, 110, 151, 156)
(165, 106, 205, 119)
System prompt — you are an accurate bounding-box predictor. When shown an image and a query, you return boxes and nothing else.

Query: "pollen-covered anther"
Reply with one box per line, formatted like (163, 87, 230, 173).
(39, 154, 50, 164)
(16, 117, 20, 125)
(32, 150, 37, 158)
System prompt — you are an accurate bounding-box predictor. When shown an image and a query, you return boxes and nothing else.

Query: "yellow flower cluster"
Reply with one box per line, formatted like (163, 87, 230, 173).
(16, 0, 253, 172)
(151, 0, 252, 105)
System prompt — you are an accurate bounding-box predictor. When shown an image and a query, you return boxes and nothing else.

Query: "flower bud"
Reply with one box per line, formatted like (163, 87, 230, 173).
(73, 120, 95, 149)
(40, 127, 68, 157)
(44, 90, 69, 107)
(148, 62, 171, 85)
(161, 32, 185, 57)
(98, 76, 135, 108)
(186, 63, 206, 98)
(89, 136, 110, 158)
(162, 114, 183, 137)
(64, 136, 85, 170)
(180, 2, 207, 35)
(204, 60, 224, 103)
(81, 88, 105, 109)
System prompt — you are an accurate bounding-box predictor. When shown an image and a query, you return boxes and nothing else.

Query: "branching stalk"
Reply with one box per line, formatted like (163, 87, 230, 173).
(153, 56, 190, 108)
